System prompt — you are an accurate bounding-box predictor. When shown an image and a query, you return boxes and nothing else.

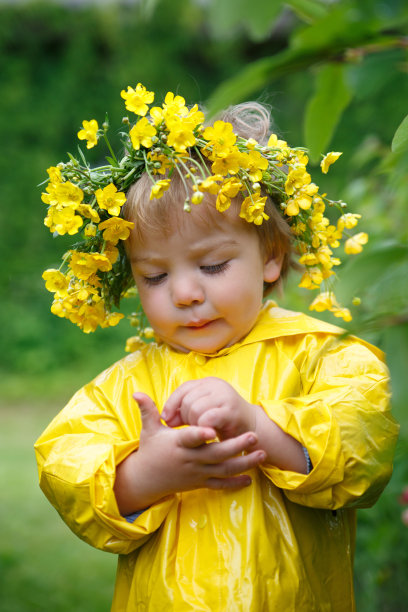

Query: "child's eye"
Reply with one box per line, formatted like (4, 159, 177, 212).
(200, 261, 230, 275)
(143, 273, 167, 286)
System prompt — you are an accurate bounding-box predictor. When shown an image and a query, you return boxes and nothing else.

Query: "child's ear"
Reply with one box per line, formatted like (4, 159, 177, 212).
(263, 254, 282, 283)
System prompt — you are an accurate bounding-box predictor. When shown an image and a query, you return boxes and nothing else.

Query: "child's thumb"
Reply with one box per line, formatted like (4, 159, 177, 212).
(133, 392, 161, 433)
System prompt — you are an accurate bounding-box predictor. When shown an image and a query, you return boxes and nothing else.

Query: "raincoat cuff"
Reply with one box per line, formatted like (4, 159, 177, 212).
(125, 508, 148, 523)
(258, 398, 345, 503)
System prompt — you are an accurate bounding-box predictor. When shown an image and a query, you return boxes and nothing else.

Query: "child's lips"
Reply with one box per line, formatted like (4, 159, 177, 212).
(185, 319, 214, 330)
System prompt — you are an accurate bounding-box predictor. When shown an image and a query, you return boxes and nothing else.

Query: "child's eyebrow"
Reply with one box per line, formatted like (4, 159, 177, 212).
(188, 238, 240, 256)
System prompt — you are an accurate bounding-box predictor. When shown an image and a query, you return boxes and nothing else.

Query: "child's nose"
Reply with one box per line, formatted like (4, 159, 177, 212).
(171, 274, 205, 307)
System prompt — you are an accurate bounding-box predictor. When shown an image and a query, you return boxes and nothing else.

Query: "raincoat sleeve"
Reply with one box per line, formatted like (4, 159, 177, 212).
(34, 359, 177, 555)
(259, 335, 399, 510)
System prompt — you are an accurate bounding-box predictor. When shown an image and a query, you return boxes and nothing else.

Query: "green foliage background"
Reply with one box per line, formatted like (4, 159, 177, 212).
(1, 1, 407, 610)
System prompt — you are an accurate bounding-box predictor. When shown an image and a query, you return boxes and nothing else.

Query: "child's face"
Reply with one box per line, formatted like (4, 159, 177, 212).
(128, 204, 281, 353)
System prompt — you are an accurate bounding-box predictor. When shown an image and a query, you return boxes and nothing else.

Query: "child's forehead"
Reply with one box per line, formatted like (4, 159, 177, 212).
(129, 199, 261, 261)
(138, 197, 248, 240)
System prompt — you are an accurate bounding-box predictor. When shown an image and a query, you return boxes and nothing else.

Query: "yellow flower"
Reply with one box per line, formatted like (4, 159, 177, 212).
(320, 151, 342, 174)
(149, 106, 165, 126)
(309, 291, 352, 322)
(46, 166, 62, 183)
(69, 251, 112, 280)
(285, 198, 300, 217)
(298, 268, 324, 289)
(42, 269, 69, 296)
(77, 119, 99, 149)
(197, 174, 223, 195)
(344, 232, 368, 254)
(104, 243, 119, 264)
(129, 117, 157, 150)
(211, 149, 243, 176)
(202, 121, 236, 155)
(150, 179, 171, 200)
(309, 291, 337, 312)
(42, 181, 84, 210)
(147, 151, 172, 175)
(183, 104, 205, 130)
(239, 194, 269, 225)
(312, 196, 325, 214)
(44, 208, 83, 235)
(95, 183, 126, 216)
(243, 150, 268, 182)
(293, 151, 309, 166)
(298, 253, 319, 266)
(125, 335, 145, 352)
(162, 91, 189, 118)
(101, 312, 125, 328)
(77, 204, 100, 223)
(337, 213, 361, 231)
(332, 307, 352, 322)
(285, 167, 311, 195)
(267, 134, 288, 149)
(98, 218, 134, 244)
(121, 84, 154, 116)
(166, 123, 196, 152)
(74, 299, 107, 334)
(215, 177, 242, 212)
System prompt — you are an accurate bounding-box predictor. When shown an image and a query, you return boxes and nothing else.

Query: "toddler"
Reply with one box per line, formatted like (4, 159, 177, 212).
(35, 85, 399, 611)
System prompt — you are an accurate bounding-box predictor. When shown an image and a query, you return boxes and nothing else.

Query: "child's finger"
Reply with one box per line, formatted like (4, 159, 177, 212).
(205, 449, 266, 479)
(162, 379, 213, 423)
(199, 431, 258, 464)
(133, 392, 162, 435)
(177, 425, 218, 449)
(197, 407, 229, 431)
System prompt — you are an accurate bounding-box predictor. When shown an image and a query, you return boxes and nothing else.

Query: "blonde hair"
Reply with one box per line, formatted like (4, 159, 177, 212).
(123, 102, 296, 295)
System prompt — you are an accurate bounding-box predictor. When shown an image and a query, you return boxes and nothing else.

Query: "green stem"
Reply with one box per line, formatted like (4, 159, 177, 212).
(103, 133, 119, 166)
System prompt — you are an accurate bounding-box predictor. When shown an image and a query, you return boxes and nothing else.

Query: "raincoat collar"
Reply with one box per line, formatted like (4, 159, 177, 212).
(163, 301, 346, 360)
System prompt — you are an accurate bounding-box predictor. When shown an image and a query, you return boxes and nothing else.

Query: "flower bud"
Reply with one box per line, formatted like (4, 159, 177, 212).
(84, 223, 97, 237)
(191, 191, 204, 205)
(129, 313, 140, 327)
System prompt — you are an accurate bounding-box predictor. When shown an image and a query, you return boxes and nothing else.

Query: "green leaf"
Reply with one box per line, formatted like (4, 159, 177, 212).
(290, 2, 380, 52)
(304, 64, 352, 162)
(286, 0, 329, 23)
(205, 0, 283, 41)
(206, 48, 316, 116)
(206, 9, 386, 117)
(391, 114, 408, 153)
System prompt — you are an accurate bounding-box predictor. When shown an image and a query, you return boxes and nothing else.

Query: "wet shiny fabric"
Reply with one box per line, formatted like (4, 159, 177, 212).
(35, 302, 399, 611)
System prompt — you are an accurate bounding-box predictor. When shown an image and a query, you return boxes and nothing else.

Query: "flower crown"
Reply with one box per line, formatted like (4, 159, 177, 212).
(41, 83, 367, 339)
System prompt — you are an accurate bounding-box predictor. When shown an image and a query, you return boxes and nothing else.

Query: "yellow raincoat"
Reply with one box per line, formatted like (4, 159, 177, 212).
(35, 303, 399, 611)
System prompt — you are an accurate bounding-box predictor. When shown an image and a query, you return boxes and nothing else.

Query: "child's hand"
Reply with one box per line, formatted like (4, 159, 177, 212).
(114, 391, 266, 514)
(161, 379, 308, 476)
(161, 377, 257, 440)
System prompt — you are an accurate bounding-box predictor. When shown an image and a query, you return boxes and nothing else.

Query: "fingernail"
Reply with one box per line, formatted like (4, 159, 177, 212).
(248, 434, 256, 444)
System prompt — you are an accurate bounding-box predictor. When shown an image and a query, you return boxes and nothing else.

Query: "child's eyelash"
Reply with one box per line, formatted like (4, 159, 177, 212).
(143, 273, 167, 286)
(201, 261, 230, 275)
